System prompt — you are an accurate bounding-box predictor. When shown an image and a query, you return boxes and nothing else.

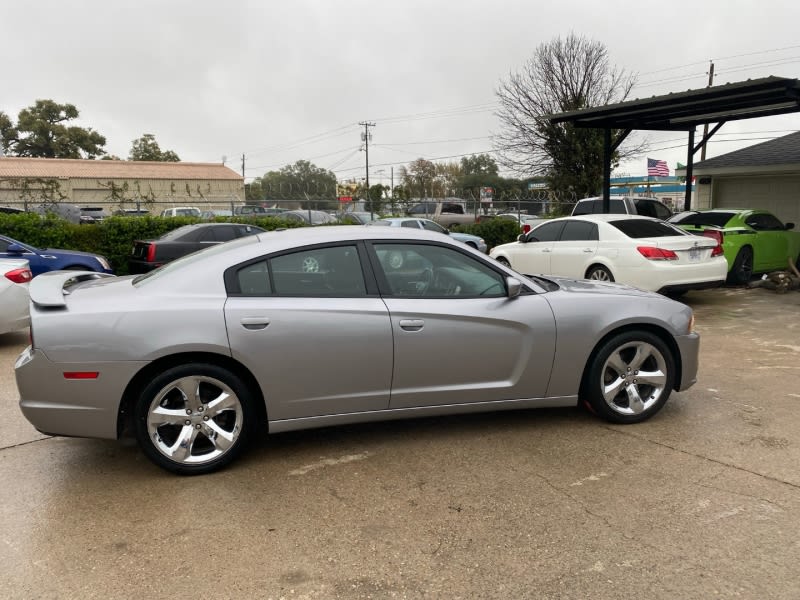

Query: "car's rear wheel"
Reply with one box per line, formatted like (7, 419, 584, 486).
(583, 331, 675, 424)
(586, 265, 614, 283)
(728, 246, 753, 284)
(134, 363, 255, 475)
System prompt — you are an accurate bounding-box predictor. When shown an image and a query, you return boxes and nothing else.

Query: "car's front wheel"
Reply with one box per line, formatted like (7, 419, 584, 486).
(583, 331, 675, 424)
(495, 256, 511, 268)
(134, 363, 255, 475)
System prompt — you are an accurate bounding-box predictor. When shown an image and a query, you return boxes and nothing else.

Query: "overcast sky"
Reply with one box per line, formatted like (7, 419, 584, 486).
(3, 0, 799, 185)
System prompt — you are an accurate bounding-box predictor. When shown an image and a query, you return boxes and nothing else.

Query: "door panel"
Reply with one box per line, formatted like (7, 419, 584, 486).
(383, 295, 557, 408)
(224, 296, 393, 420)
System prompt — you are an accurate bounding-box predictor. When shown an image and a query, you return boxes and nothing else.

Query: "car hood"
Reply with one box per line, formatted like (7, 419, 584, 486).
(528, 273, 662, 299)
(40, 247, 104, 259)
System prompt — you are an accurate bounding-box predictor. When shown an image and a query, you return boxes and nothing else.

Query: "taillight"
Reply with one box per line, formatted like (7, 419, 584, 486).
(146, 244, 157, 262)
(522, 224, 532, 234)
(5, 267, 33, 283)
(637, 246, 678, 260)
(702, 229, 723, 245)
(702, 230, 725, 257)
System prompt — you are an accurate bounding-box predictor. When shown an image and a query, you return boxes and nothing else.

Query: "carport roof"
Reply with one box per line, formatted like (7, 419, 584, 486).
(547, 76, 800, 131)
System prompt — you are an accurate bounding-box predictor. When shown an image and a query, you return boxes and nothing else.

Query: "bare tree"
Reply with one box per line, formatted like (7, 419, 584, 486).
(494, 33, 643, 198)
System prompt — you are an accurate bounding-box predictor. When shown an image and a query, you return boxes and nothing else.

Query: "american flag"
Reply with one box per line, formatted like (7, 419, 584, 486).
(647, 158, 669, 177)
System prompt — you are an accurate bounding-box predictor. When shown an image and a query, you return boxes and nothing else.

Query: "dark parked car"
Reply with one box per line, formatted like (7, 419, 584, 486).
(0, 206, 27, 215)
(128, 223, 265, 273)
(79, 206, 110, 224)
(0, 234, 113, 276)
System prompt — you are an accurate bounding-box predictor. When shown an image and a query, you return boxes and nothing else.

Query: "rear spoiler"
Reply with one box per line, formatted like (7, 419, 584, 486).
(29, 271, 116, 308)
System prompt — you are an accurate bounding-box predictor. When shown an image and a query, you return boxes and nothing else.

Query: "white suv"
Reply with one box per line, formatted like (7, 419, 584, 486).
(571, 196, 673, 220)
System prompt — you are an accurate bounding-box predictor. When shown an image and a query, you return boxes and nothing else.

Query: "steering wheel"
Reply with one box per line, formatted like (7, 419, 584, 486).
(415, 267, 434, 295)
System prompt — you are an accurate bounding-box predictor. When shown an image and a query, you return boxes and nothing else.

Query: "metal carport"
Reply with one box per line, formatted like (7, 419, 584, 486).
(545, 76, 800, 212)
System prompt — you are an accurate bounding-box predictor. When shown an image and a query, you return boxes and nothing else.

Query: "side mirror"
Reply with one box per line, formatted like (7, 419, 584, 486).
(6, 243, 25, 254)
(506, 277, 522, 298)
(786, 222, 795, 230)
(517, 234, 527, 243)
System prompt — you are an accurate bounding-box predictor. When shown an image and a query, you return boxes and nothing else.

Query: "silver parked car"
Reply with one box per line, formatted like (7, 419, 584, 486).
(16, 226, 700, 475)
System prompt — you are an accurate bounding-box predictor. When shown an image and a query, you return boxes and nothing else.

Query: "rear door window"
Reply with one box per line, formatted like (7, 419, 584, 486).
(559, 220, 598, 241)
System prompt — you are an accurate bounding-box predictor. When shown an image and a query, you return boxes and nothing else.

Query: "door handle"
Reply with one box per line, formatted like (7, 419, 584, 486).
(240, 317, 270, 331)
(399, 319, 424, 331)
(541, 248, 551, 253)
(583, 248, 594, 253)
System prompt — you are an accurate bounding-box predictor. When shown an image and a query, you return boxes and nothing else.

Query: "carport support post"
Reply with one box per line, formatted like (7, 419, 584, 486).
(684, 129, 695, 212)
(602, 128, 611, 213)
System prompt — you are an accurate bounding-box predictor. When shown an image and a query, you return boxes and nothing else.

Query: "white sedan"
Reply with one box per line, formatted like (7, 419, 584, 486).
(490, 214, 728, 295)
(0, 258, 32, 335)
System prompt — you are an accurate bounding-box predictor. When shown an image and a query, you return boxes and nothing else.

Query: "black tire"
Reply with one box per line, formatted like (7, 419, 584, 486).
(496, 256, 511, 268)
(583, 331, 675, 424)
(134, 363, 255, 475)
(586, 265, 615, 283)
(727, 246, 753, 284)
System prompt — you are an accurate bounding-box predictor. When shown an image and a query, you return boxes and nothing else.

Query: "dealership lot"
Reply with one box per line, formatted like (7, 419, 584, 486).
(1, 286, 799, 598)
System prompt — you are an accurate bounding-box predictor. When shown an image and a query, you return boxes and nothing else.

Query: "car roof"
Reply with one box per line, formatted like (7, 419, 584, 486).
(543, 214, 661, 224)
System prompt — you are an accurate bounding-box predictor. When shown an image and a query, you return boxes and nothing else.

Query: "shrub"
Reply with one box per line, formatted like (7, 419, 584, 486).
(452, 219, 521, 251)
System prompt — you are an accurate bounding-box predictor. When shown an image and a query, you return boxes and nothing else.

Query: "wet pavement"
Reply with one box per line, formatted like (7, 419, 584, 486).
(0, 287, 798, 599)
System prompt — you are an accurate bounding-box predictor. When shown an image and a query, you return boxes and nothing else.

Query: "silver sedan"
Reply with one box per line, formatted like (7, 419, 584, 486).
(16, 226, 699, 474)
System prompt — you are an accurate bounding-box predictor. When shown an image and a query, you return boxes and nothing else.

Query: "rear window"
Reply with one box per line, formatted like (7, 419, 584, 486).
(573, 199, 626, 215)
(669, 211, 734, 228)
(610, 219, 689, 238)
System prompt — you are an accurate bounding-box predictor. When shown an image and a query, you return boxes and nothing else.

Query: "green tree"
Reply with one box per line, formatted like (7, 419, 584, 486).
(495, 33, 641, 198)
(129, 133, 180, 162)
(460, 154, 499, 177)
(261, 160, 337, 208)
(398, 158, 437, 198)
(1, 100, 106, 158)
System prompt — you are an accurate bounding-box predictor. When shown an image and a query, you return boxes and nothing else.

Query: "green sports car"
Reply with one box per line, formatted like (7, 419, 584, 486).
(668, 209, 800, 284)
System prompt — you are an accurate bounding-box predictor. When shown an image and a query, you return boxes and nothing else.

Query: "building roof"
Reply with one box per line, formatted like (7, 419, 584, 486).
(691, 131, 800, 170)
(0, 157, 242, 180)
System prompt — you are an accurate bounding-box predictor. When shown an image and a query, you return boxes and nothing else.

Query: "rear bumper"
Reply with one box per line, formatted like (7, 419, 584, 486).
(127, 259, 160, 274)
(15, 346, 147, 439)
(657, 279, 725, 295)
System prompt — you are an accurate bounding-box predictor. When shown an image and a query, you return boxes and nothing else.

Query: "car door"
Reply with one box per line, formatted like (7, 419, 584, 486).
(506, 220, 565, 275)
(745, 212, 790, 271)
(224, 242, 393, 420)
(548, 220, 599, 278)
(368, 241, 557, 409)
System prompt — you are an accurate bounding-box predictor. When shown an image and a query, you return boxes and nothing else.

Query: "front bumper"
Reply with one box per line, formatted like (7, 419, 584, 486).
(674, 331, 700, 391)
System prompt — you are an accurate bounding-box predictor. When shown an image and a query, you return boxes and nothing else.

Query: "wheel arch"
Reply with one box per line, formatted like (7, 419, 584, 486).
(116, 351, 267, 438)
(584, 262, 613, 279)
(578, 323, 683, 398)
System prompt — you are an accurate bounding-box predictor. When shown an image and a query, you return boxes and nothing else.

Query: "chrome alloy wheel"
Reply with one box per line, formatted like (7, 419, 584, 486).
(600, 341, 668, 416)
(146, 375, 244, 465)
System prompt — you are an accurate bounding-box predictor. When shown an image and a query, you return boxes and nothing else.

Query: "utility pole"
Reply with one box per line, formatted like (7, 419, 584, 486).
(700, 61, 715, 161)
(241, 154, 247, 206)
(359, 121, 375, 217)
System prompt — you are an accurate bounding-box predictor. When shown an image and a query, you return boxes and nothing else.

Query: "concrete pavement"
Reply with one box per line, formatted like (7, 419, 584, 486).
(0, 288, 798, 599)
